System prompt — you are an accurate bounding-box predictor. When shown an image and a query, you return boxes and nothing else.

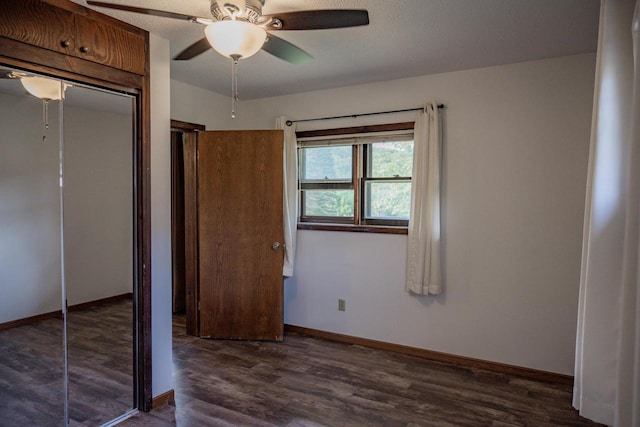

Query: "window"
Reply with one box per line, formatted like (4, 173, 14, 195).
(298, 122, 414, 230)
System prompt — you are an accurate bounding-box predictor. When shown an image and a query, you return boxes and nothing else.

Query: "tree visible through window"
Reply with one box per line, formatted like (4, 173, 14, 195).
(298, 123, 414, 228)
(300, 145, 354, 218)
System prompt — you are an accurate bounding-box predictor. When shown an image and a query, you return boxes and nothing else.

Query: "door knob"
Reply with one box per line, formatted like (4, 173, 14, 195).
(272, 242, 281, 251)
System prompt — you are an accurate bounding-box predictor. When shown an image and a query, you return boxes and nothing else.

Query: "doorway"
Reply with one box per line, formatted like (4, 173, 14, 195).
(170, 120, 205, 319)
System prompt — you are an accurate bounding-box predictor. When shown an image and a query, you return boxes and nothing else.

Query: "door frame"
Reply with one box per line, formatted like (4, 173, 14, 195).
(183, 132, 200, 336)
(170, 121, 205, 336)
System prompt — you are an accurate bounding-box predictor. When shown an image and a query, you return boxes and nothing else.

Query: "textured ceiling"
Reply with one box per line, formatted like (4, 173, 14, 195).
(74, 0, 600, 99)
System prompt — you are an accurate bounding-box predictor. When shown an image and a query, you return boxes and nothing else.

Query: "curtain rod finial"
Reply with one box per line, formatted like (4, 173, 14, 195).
(285, 120, 293, 126)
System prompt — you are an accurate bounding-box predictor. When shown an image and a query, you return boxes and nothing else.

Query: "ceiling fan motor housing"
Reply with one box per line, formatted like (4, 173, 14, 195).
(210, 0, 265, 23)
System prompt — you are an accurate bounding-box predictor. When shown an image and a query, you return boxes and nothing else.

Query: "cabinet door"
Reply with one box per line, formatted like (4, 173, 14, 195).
(0, 1, 145, 75)
(74, 16, 145, 75)
(0, 0, 74, 55)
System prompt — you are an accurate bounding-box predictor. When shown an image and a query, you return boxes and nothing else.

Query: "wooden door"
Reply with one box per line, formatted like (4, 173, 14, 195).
(194, 130, 284, 341)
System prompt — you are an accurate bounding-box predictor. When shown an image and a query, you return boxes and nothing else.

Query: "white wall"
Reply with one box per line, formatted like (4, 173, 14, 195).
(277, 54, 595, 375)
(149, 33, 174, 398)
(171, 79, 235, 130)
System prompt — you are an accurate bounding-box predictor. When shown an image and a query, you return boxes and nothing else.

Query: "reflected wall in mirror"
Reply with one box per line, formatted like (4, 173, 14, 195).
(0, 66, 137, 426)
(0, 68, 65, 426)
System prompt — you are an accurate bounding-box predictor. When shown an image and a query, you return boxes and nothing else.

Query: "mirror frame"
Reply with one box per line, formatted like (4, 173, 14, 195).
(0, 1, 153, 412)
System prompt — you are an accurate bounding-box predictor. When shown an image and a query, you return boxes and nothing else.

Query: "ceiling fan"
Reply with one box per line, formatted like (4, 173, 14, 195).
(86, 0, 369, 64)
(87, 0, 369, 116)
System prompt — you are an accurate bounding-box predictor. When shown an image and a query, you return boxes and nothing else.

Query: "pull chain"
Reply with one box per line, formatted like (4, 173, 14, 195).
(231, 55, 239, 119)
(42, 99, 50, 142)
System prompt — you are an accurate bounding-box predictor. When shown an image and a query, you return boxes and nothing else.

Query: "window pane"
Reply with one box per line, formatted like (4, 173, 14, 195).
(365, 181, 411, 219)
(369, 141, 414, 177)
(303, 190, 354, 217)
(301, 146, 352, 181)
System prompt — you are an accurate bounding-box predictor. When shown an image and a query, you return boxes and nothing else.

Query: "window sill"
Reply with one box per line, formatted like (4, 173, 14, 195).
(297, 223, 408, 235)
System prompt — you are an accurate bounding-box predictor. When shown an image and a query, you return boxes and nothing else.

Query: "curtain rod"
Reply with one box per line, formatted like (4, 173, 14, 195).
(285, 104, 445, 126)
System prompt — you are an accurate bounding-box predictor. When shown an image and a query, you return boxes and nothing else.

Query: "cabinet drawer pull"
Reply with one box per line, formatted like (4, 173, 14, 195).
(79, 46, 90, 53)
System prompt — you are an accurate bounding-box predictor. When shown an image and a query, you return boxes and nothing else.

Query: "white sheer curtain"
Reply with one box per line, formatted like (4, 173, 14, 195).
(277, 117, 298, 277)
(405, 103, 442, 295)
(573, 1, 639, 425)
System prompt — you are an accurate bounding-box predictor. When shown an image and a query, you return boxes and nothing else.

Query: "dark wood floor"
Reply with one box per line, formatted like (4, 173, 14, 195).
(122, 315, 602, 427)
(0, 300, 134, 426)
(67, 300, 134, 425)
(0, 302, 601, 426)
(0, 314, 66, 426)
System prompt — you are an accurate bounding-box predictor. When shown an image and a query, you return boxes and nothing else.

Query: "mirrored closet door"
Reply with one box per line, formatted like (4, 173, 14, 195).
(0, 68, 65, 426)
(63, 82, 136, 426)
(0, 67, 137, 426)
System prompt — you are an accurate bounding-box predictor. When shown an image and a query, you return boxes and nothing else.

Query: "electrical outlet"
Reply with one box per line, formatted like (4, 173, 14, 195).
(338, 299, 346, 312)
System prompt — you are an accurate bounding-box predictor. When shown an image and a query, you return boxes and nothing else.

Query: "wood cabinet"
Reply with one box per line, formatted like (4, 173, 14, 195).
(0, 0, 145, 75)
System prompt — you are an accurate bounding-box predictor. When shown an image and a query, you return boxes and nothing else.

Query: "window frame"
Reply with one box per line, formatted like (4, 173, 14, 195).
(298, 144, 358, 224)
(297, 122, 414, 233)
(360, 143, 413, 227)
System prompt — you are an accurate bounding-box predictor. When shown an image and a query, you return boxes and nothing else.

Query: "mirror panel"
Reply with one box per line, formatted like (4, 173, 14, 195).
(0, 68, 65, 426)
(63, 84, 136, 424)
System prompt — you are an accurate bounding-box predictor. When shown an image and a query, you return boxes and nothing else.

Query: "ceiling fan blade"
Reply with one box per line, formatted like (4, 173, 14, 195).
(86, 1, 209, 23)
(266, 10, 369, 30)
(174, 38, 212, 61)
(261, 34, 313, 65)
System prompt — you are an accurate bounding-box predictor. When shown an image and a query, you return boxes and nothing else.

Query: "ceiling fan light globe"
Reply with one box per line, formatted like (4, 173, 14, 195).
(205, 20, 266, 59)
(20, 76, 63, 100)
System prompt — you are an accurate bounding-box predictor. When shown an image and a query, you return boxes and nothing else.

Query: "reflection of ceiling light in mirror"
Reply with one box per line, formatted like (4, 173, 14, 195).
(204, 20, 266, 59)
(20, 76, 65, 100)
